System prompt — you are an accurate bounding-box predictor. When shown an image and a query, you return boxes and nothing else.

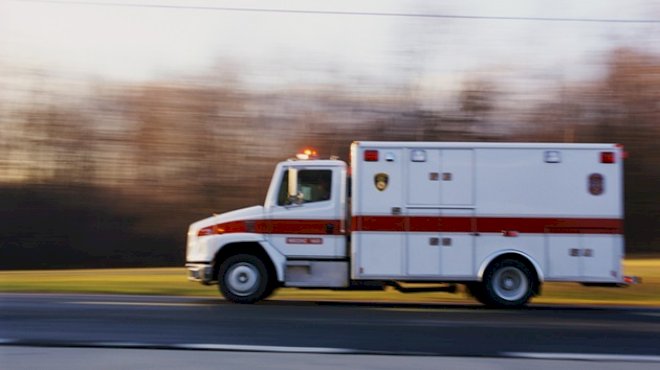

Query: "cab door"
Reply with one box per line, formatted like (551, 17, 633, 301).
(267, 164, 346, 258)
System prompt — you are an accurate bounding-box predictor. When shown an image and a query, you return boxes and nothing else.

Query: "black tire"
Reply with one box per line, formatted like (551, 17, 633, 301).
(218, 254, 271, 304)
(482, 259, 535, 308)
(465, 283, 489, 305)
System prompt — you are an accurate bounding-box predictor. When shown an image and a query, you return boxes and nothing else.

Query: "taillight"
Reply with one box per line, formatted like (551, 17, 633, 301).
(364, 150, 379, 162)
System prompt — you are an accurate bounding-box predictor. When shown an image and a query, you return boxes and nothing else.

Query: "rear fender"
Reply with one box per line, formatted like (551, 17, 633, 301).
(477, 249, 545, 284)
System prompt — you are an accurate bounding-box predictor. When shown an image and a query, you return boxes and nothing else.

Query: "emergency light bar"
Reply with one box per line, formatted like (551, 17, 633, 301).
(296, 148, 318, 160)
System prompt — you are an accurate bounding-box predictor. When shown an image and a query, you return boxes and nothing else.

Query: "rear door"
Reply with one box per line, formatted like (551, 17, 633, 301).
(405, 148, 475, 278)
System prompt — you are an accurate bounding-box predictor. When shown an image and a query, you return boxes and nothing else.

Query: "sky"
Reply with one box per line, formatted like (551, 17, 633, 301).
(1, 0, 660, 94)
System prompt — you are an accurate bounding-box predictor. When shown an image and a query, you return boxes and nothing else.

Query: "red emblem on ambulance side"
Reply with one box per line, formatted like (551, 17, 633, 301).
(588, 173, 604, 195)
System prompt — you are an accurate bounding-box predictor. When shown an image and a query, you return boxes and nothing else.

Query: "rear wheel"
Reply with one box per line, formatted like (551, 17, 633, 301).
(218, 254, 272, 304)
(465, 283, 489, 305)
(482, 259, 535, 308)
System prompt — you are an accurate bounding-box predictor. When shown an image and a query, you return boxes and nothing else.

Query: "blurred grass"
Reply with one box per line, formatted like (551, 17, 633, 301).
(0, 259, 658, 306)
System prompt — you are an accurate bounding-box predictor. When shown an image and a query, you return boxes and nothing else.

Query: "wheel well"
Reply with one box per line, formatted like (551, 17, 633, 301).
(213, 242, 277, 283)
(485, 253, 542, 296)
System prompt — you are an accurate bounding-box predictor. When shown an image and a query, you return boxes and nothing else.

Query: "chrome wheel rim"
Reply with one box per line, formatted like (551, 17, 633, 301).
(226, 262, 260, 297)
(492, 266, 528, 302)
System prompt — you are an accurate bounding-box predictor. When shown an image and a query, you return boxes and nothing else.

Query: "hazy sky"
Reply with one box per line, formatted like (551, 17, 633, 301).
(1, 0, 659, 92)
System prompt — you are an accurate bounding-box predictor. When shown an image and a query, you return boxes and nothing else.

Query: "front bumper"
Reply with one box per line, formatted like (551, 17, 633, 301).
(186, 263, 215, 285)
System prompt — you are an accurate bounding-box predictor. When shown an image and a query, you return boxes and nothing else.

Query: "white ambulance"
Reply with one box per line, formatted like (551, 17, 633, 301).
(186, 141, 634, 307)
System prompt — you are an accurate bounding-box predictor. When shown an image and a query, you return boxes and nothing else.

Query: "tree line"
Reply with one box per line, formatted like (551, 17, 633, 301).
(0, 48, 658, 269)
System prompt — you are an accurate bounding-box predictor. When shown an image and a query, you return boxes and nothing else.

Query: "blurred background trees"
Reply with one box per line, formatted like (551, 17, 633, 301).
(0, 47, 658, 269)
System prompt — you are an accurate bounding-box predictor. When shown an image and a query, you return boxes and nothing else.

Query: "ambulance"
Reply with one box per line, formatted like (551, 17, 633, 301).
(186, 141, 635, 307)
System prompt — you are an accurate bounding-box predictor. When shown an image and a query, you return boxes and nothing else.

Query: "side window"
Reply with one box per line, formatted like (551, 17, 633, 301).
(277, 171, 290, 206)
(277, 169, 332, 206)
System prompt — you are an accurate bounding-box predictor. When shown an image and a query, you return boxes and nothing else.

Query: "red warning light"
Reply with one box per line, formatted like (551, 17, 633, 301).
(615, 144, 629, 159)
(600, 152, 615, 164)
(364, 150, 379, 162)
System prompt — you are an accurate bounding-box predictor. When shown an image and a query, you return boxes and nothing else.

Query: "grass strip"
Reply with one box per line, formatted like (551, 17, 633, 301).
(1, 259, 658, 306)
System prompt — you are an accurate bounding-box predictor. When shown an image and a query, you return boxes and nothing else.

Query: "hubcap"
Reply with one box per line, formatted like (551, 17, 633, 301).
(226, 262, 260, 297)
(492, 266, 528, 302)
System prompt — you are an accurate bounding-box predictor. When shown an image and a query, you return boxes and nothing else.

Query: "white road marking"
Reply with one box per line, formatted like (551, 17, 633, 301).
(367, 307, 475, 313)
(2, 339, 658, 361)
(176, 344, 354, 354)
(0, 340, 354, 354)
(634, 312, 660, 318)
(92, 342, 153, 348)
(505, 352, 660, 363)
(67, 301, 204, 307)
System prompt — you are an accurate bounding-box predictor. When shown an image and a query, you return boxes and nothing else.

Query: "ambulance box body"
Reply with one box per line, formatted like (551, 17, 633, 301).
(186, 142, 631, 307)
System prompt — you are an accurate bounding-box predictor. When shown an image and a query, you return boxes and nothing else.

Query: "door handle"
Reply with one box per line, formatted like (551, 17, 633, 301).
(326, 223, 335, 234)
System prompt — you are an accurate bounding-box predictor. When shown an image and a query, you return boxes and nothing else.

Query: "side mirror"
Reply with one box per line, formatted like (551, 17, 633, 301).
(287, 168, 303, 205)
(287, 192, 303, 205)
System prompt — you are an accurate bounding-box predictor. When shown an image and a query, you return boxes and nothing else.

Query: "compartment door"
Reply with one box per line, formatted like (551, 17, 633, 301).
(406, 209, 441, 276)
(438, 209, 474, 277)
(582, 235, 618, 280)
(440, 150, 474, 206)
(407, 149, 441, 206)
(547, 235, 582, 279)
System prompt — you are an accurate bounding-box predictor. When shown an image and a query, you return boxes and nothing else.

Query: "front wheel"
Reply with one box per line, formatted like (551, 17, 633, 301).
(218, 254, 272, 304)
(482, 259, 535, 308)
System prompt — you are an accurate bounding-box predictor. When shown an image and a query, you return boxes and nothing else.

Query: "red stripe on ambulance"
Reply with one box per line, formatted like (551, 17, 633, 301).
(200, 216, 621, 237)
(351, 216, 622, 234)
(198, 219, 342, 237)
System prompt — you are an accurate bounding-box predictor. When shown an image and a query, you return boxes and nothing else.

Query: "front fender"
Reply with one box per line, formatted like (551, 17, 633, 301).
(208, 233, 286, 282)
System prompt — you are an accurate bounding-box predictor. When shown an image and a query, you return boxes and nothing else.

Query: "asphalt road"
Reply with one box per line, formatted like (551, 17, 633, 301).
(1, 293, 659, 359)
(4, 346, 660, 370)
